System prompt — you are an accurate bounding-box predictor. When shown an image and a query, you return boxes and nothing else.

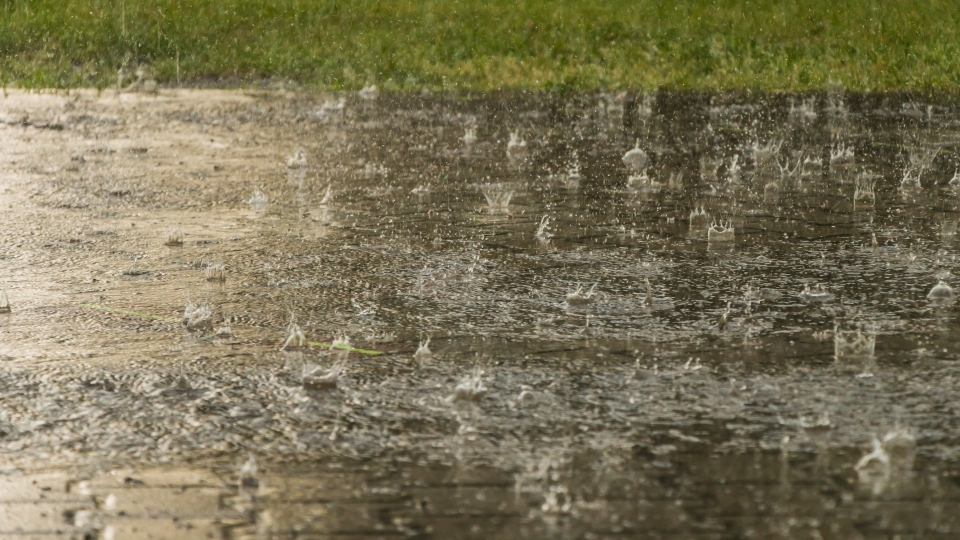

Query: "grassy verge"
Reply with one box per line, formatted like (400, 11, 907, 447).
(2, 0, 959, 91)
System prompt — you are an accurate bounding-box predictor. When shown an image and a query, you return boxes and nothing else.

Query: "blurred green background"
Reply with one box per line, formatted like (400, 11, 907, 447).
(2, 0, 958, 90)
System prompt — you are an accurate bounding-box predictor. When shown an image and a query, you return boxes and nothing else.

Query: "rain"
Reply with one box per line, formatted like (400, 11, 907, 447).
(2, 88, 960, 537)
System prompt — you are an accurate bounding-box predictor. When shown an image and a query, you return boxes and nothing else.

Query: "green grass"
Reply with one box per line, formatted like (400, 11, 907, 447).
(2, 0, 959, 91)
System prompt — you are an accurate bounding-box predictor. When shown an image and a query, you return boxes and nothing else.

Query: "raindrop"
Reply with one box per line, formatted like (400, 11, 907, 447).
(414, 335, 432, 359)
(239, 453, 258, 488)
(214, 324, 234, 338)
(717, 302, 731, 330)
(182, 301, 213, 331)
(452, 367, 487, 402)
(319, 185, 333, 204)
(882, 427, 916, 467)
(830, 142, 855, 165)
(163, 225, 184, 246)
(798, 284, 833, 302)
(302, 359, 345, 390)
(834, 325, 876, 361)
(778, 154, 803, 179)
(535, 216, 552, 242)
(689, 206, 708, 233)
(246, 189, 269, 207)
(726, 155, 741, 181)
(286, 149, 308, 169)
(707, 220, 735, 242)
(927, 280, 954, 300)
(565, 283, 597, 306)
(622, 139, 649, 172)
(855, 437, 889, 472)
(204, 262, 226, 282)
(506, 131, 527, 161)
(479, 183, 514, 213)
(122, 255, 147, 276)
(281, 320, 307, 351)
(949, 169, 960, 187)
(358, 84, 379, 100)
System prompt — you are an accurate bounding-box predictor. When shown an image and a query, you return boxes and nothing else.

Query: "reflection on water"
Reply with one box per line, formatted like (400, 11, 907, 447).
(1, 89, 960, 536)
(8, 450, 960, 538)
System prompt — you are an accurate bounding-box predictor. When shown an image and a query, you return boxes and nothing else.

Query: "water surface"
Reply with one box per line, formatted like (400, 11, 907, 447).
(1, 89, 959, 538)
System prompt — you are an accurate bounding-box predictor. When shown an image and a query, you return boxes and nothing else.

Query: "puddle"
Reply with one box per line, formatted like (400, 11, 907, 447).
(1, 89, 960, 537)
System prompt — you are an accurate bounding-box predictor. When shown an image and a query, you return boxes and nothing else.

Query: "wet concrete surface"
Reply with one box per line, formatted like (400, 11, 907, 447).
(1, 89, 960, 538)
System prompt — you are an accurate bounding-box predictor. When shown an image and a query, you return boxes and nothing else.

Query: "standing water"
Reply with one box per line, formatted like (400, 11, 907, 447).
(0, 89, 959, 537)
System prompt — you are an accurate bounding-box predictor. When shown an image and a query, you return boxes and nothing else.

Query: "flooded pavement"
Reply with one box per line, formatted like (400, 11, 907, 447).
(1, 88, 960, 538)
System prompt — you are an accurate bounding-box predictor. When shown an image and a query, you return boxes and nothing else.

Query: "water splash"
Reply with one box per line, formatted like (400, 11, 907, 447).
(855, 437, 889, 472)
(855, 427, 917, 495)
(452, 367, 487, 402)
(748, 137, 783, 165)
(700, 155, 722, 179)
(0, 287, 9, 314)
(707, 220, 734, 242)
(358, 84, 379, 100)
(214, 324, 234, 338)
(204, 262, 226, 283)
(182, 301, 213, 331)
(414, 335, 432, 359)
(789, 97, 817, 121)
(565, 283, 597, 306)
(834, 325, 876, 362)
(829, 142, 855, 165)
(239, 453, 258, 489)
(801, 155, 822, 176)
(908, 146, 939, 170)
(246, 189, 269, 207)
(163, 225, 184, 246)
(778, 154, 803, 179)
(901, 166, 922, 190)
(622, 139, 649, 172)
(689, 206, 708, 234)
(854, 175, 877, 208)
(461, 127, 477, 146)
(302, 359, 346, 389)
(635, 93, 655, 118)
(281, 313, 307, 350)
(825, 96, 849, 118)
(541, 484, 572, 514)
(361, 163, 388, 178)
(506, 131, 527, 161)
(717, 302, 731, 330)
(479, 183, 514, 213)
(565, 152, 582, 186)
(330, 335, 352, 353)
(726, 155, 741, 182)
(121, 255, 147, 276)
(942, 220, 958, 237)
(949, 168, 960, 187)
(319, 184, 334, 204)
(286, 149, 307, 169)
(312, 98, 346, 122)
(901, 146, 940, 189)
(798, 284, 833, 302)
(927, 280, 954, 300)
(535, 215, 552, 242)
